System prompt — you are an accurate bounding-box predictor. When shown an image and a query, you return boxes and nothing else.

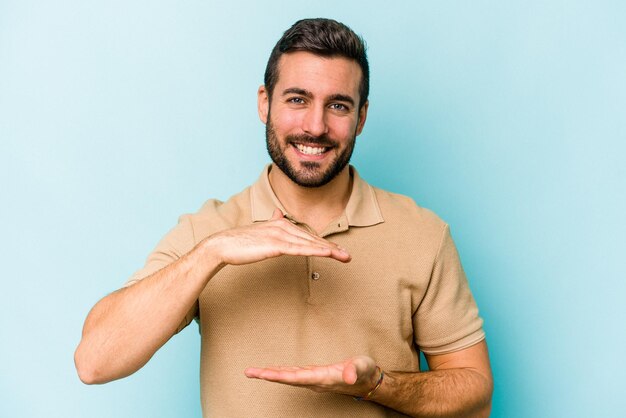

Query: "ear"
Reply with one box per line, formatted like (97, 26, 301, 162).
(355, 100, 369, 136)
(257, 85, 269, 124)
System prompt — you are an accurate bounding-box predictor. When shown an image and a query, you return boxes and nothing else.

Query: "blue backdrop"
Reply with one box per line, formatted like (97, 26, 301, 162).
(1, 1, 624, 417)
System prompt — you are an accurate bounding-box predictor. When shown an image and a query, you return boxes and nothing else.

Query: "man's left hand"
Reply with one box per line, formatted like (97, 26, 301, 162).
(244, 355, 380, 397)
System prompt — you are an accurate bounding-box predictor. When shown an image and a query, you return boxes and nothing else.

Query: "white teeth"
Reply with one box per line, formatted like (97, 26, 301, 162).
(296, 144, 326, 155)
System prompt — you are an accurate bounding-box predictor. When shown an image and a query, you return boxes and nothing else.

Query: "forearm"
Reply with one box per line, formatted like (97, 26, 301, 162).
(74, 239, 223, 384)
(369, 368, 493, 418)
(75, 210, 349, 384)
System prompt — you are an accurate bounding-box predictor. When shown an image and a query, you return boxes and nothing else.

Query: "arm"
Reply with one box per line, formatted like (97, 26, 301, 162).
(371, 341, 493, 417)
(245, 340, 493, 418)
(74, 209, 350, 384)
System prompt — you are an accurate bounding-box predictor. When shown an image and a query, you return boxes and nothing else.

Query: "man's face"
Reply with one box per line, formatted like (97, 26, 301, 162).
(258, 51, 368, 188)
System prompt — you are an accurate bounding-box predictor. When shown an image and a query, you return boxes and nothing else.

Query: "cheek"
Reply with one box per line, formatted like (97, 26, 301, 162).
(329, 118, 358, 139)
(272, 113, 302, 137)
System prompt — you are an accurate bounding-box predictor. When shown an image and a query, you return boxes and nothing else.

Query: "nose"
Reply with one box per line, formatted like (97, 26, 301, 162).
(302, 106, 328, 137)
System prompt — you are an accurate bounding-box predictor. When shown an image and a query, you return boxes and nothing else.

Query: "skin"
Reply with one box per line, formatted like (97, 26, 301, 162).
(257, 51, 368, 232)
(249, 52, 494, 417)
(75, 51, 493, 417)
(74, 208, 350, 384)
(244, 342, 493, 418)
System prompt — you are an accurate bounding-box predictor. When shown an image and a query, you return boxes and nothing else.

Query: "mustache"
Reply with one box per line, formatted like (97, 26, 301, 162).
(286, 133, 336, 148)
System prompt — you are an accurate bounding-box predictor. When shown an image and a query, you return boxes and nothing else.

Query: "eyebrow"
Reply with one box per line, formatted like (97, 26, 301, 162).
(282, 88, 356, 106)
(328, 94, 355, 106)
(282, 87, 312, 98)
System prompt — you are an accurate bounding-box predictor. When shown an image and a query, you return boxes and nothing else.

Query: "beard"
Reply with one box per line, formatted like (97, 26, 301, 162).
(265, 113, 357, 188)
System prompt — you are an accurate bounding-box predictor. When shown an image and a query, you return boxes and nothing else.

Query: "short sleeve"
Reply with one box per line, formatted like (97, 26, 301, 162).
(123, 214, 199, 334)
(413, 224, 485, 355)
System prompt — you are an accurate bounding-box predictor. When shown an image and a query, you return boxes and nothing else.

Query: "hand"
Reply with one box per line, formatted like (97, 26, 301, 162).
(205, 208, 351, 266)
(244, 355, 380, 397)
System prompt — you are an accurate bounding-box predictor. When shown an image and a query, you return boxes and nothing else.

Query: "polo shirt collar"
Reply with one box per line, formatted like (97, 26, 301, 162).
(250, 164, 384, 228)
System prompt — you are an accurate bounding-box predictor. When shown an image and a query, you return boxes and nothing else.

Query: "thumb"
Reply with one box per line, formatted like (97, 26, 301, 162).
(342, 361, 358, 385)
(271, 208, 284, 220)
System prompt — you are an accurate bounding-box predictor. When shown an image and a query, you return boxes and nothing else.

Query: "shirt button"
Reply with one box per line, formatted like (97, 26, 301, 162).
(311, 272, 320, 280)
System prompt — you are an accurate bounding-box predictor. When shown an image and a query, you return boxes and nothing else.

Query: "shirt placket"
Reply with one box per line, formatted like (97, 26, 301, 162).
(291, 214, 349, 305)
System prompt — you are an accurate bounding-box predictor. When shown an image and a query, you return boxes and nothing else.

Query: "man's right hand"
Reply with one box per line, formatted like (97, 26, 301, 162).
(75, 208, 349, 385)
(205, 208, 351, 266)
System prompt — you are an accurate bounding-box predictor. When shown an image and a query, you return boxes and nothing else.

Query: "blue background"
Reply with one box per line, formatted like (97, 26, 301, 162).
(1, 1, 625, 417)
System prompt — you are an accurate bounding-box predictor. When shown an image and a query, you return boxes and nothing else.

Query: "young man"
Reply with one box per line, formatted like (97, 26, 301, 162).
(75, 18, 493, 417)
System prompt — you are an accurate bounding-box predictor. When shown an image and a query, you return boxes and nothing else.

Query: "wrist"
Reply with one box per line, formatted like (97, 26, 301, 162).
(196, 236, 227, 274)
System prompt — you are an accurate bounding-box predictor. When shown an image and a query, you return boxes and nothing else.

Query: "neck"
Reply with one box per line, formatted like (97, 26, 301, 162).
(268, 164, 352, 234)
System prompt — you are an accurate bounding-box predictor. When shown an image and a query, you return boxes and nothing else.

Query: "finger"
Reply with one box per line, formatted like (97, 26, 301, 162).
(267, 216, 336, 246)
(274, 232, 351, 260)
(244, 367, 264, 378)
(330, 247, 351, 263)
(255, 215, 351, 262)
(277, 242, 348, 260)
(269, 219, 326, 244)
(267, 225, 352, 262)
(345, 356, 378, 386)
(269, 229, 324, 247)
(265, 215, 353, 257)
(245, 367, 318, 384)
(258, 366, 304, 372)
(342, 362, 358, 385)
(351, 355, 377, 375)
(244, 365, 304, 374)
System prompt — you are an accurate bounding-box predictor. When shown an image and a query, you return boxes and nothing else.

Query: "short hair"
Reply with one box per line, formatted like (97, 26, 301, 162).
(264, 18, 369, 109)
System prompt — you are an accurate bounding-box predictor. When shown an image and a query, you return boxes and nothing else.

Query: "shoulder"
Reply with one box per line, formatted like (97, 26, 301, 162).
(180, 186, 253, 242)
(372, 186, 447, 233)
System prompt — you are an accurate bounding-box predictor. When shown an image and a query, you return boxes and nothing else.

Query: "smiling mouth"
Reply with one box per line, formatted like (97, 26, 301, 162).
(293, 143, 330, 156)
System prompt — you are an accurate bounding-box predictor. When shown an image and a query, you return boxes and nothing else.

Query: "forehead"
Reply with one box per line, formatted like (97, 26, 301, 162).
(275, 51, 362, 99)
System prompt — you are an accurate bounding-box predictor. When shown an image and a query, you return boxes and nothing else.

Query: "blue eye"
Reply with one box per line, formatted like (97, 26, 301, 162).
(330, 103, 348, 111)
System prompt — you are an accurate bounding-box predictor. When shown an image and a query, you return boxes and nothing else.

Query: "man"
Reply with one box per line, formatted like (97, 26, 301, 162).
(75, 18, 493, 417)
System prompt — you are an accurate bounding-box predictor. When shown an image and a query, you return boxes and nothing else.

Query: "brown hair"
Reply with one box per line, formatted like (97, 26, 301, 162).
(264, 18, 369, 109)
